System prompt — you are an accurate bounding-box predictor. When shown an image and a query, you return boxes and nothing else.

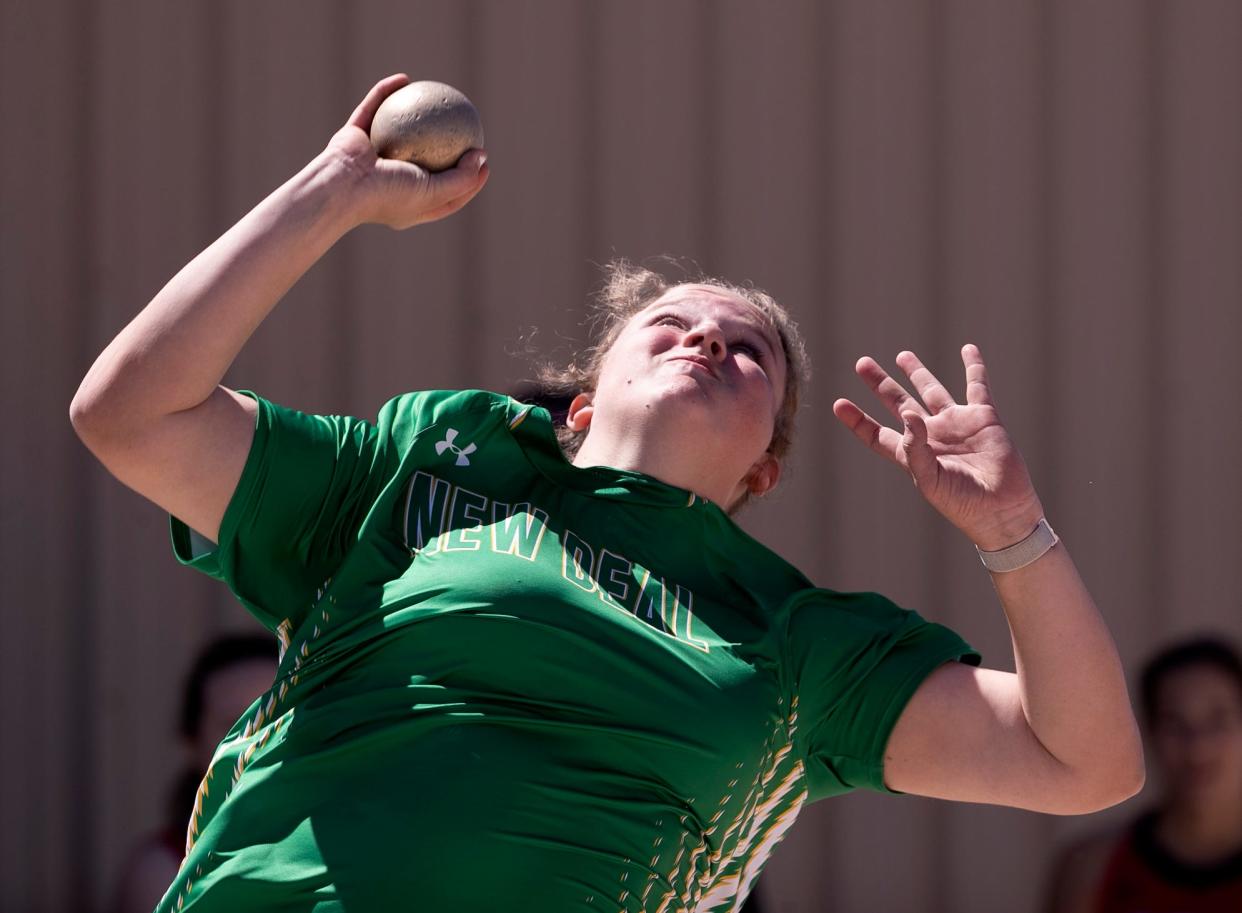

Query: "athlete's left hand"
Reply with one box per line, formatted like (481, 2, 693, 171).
(832, 345, 1045, 551)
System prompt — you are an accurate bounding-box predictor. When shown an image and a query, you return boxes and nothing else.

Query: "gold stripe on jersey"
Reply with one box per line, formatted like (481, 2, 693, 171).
(690, 699, 808, 912)
(275, 618, 293, 664)
(732, 770, 807, 907)
(625, 694, 801, 913)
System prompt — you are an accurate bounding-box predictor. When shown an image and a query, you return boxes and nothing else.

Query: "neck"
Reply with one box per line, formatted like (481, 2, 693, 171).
(572, 418, 744, 509)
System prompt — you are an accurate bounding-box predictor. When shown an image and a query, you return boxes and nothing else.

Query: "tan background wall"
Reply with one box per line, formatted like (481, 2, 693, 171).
(3, 1, 1241, 911)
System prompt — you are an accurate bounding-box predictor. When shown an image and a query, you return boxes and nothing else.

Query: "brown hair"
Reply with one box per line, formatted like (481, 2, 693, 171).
(533, 260, 810, 485)
(1140, 635, 1242, 728)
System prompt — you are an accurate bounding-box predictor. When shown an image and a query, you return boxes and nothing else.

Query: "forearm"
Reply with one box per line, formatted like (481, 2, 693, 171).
(989, 535, 1144, 789)
(837, 347, 1145, 809)
(72, 150, 361, 428)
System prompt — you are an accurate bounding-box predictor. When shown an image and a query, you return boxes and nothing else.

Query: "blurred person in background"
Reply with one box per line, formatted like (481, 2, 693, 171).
(111, 634, 277, 913)
(1045, 636, 1242, 913)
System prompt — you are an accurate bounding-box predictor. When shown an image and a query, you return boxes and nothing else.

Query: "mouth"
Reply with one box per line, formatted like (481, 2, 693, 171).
(669, 355, 718, 379)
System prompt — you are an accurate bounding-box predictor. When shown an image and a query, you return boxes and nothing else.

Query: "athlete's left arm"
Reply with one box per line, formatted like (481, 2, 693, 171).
(832, 345, 1144, 814)
(881, 544, 1143, 811)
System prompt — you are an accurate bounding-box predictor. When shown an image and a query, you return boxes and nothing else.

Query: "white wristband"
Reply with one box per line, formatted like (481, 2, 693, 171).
(976, 518, 1059, 573)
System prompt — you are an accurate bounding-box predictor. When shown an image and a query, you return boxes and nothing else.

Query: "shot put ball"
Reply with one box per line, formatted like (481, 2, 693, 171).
(369, 81, 484, 172)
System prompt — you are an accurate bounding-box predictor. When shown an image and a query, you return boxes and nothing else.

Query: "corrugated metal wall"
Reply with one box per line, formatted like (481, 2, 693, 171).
(3, 1, 1240, 911)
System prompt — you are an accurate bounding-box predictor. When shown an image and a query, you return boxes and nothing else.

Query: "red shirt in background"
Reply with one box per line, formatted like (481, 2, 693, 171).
(1096, 812, 1242, 913)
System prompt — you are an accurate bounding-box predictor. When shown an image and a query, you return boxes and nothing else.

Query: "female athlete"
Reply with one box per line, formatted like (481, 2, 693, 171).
(71, 75, 1144, 913)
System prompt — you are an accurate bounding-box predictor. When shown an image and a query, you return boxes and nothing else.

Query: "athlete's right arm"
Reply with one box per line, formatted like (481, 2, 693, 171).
(69, 75, 489, 543)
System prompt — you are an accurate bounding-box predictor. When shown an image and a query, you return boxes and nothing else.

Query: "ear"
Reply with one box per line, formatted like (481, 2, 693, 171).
(745, 453, 782, 498)
(566, 393, 594, 432)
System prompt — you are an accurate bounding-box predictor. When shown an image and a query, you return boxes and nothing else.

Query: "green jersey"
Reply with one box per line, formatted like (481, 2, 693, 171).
(159, 389, 979, 913)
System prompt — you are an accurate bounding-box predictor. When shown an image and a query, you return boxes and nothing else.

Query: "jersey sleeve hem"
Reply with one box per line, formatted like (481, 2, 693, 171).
(168, 389, 266, 578)
(858, 633, 982, 795)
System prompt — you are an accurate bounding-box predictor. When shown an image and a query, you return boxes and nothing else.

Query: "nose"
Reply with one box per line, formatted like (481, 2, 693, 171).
(685, 322, 726, 361)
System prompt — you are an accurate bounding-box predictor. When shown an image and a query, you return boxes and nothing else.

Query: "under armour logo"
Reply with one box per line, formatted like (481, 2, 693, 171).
(434, 428, 477, 466)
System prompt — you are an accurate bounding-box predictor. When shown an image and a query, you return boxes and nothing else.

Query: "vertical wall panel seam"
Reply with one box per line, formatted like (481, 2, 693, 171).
(1033, 0, 1059, 865)
(697, 0, 720, 271)
(809, 11, 839, 908)
(576, 2, 602, 331)
(1039, 7, 1060, 544)
(334, 2, 355, 411)
(1236, 9, 1242, 579)
(70, 0, 99, 906)
(811, 6, 838, 574)
(456, 0, 481, 387)
(202, 0, 228, 629)
(1144, 0, 1168, 637)
(925, 4, 950, 605)
(926, 8, 950, 912)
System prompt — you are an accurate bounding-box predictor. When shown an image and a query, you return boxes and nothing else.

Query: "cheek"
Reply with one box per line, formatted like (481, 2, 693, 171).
(1220, 723, 1242, 757)
(743, 367, 781, 423)
(599, 339, 656, 385)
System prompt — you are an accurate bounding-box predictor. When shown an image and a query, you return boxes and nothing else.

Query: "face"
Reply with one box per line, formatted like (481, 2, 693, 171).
(191, 656, 278, 766)
(572, 284, 788, 496)
(1149, 664, 1242, 804)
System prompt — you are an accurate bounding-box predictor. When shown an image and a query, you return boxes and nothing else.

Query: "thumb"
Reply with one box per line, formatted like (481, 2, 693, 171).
(901, 412, 937, 486)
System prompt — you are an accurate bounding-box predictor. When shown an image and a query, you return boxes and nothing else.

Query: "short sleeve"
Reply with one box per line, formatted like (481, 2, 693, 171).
(783, 589, 981, 801)
(169, 391, 389, 634)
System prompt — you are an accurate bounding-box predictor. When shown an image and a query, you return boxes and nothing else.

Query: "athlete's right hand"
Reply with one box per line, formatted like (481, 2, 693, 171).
(327, 74, 490, 230)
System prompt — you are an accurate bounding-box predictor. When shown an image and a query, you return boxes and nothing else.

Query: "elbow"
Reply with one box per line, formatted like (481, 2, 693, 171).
(1127, 757, 1148, 799)
(1119, 746, 1148, 801)
(69, 387, 96, 440)
(1094, 757, 1146, 813)
(69, 387, 95, 435)
(70, 378, 130, 454)
(1112, 727, 1149, 805)
(69, 342, 135, 441)
(1066, 745, 1147, 815)
(69, 383, 109, 444)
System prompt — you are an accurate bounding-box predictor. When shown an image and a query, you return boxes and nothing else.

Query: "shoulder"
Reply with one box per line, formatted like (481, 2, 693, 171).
(781, 588, 975, 661)
(376, 388, 515, 433)
(779, 590, 913, 667)
(369, 389, 529, 464)
(781, 587, 919, 624)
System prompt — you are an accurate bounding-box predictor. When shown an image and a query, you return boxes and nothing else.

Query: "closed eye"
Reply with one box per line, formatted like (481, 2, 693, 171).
(731, 341, 762, 361)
